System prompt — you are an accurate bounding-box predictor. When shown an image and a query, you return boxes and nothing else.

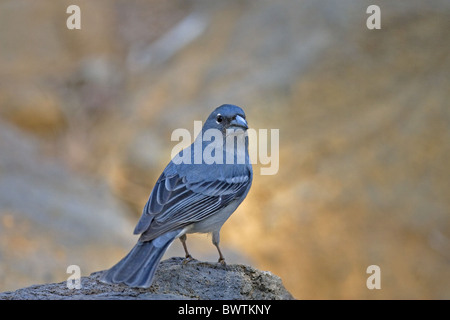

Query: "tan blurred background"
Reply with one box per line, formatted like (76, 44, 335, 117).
(0, 0, 449, 299)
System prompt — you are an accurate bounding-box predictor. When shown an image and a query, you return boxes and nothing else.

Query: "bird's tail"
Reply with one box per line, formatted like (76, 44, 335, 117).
(100, 229, 181, 288)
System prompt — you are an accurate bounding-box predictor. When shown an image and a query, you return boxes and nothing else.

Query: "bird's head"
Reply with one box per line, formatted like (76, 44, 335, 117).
(203, 104, 248, 134)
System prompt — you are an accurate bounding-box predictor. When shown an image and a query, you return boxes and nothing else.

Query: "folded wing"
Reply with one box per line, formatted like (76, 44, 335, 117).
(134, 163, 251, 242)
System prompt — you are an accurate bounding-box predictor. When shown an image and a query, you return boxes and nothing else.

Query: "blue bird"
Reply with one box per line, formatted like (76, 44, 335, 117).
(101, 104, 253, 288)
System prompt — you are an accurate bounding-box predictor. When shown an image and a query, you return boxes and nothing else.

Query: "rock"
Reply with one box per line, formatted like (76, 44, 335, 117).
(0, 257, 294, 300)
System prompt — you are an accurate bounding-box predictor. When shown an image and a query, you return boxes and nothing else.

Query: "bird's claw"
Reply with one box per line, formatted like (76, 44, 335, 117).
(218, 258, 227, 267)
(182, 255, 194, 265)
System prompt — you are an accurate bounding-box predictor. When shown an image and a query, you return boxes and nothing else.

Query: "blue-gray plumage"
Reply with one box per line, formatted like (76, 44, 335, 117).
(100, 104, 253, 288)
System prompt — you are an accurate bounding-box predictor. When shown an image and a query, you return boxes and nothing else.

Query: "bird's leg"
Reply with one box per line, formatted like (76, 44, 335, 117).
(179, 234, 193, 264)
(212, 230, 226, 266)
(215, 244, 226, 266)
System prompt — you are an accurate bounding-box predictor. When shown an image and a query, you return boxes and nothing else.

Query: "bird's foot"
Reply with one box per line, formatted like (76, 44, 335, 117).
(218, 258, 227, 267)
(182, 254, 194, 265)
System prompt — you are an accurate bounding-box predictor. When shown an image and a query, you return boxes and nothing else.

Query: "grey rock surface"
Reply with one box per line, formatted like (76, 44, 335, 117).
(0, 257, 294, 300)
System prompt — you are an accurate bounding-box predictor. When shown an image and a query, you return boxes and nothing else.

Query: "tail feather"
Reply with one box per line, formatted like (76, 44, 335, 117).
(100, 229, 181, 288)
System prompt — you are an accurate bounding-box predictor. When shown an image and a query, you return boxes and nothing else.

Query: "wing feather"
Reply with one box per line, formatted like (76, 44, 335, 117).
(135, 164, 251, 241)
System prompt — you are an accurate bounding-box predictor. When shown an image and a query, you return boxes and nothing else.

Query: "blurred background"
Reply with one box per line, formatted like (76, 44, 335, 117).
(0, 0, 449, 299)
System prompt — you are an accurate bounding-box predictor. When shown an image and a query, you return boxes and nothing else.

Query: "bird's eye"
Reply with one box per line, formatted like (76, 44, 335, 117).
(216, 114, 223, 124)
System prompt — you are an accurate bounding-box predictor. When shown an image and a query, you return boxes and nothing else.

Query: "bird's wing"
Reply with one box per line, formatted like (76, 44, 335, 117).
(134, 163, 251, 242)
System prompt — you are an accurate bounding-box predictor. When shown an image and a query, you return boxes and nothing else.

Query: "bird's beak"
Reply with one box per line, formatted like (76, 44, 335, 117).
(230, 115, 248, 130)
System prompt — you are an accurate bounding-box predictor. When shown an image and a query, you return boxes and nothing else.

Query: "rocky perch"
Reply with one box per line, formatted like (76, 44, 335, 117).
(0, 257, 294, 300)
